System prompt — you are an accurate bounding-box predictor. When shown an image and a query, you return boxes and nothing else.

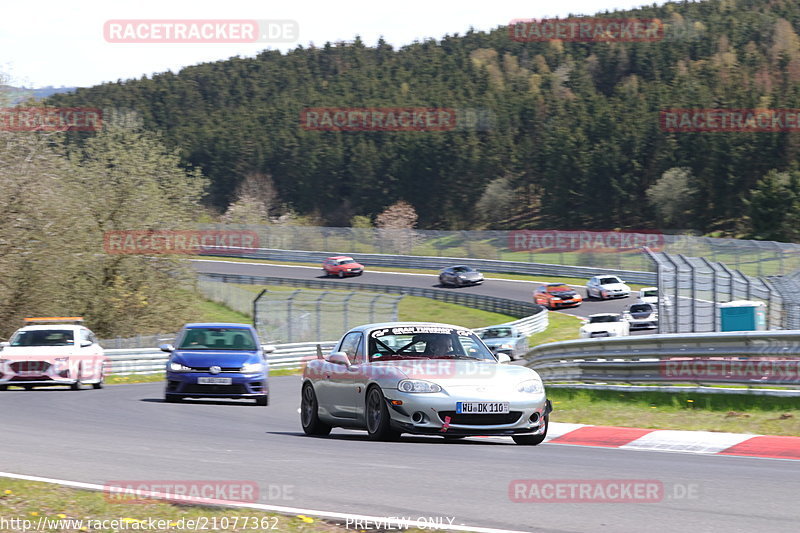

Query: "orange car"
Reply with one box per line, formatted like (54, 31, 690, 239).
(322, 256, 364, 278)
(533, 283, 582, 310)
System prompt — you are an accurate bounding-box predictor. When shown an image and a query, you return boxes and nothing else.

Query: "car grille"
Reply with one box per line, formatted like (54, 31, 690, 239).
(182, 384, 248, 395)
(11, 361, 50, 373)
(438, 411, 522, 426)
(590, 332, 611, 337)
(186, 367, 242, 372)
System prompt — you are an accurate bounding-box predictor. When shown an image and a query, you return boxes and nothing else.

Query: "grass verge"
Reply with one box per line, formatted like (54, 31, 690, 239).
(0, 477, 430, 533)
(547, 388, 800, 436)
(527, 312, 582, 346)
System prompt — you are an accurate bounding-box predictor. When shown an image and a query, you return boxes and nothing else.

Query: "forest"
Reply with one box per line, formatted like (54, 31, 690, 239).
(47, 0, 800, 240)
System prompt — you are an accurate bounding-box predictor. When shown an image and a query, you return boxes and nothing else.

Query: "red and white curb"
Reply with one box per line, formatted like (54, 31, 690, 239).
(542, 422, 800, 460)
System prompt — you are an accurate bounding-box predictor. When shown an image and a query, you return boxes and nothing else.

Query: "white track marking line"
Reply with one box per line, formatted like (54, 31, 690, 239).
(0, 472, 530, 533)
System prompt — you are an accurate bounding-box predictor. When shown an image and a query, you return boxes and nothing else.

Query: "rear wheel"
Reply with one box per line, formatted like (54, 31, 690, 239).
(23, 385, 34, 391)
(366, 387, 400, 441)
(0, 385, 7, 391)
(338, 271, 344, 278)
(512, 415, 548, 445)
(92, 376, 104, 389)
(70, 380, 83, 391)
(301, 383, 331, 436)
(165, 394, 182, 403)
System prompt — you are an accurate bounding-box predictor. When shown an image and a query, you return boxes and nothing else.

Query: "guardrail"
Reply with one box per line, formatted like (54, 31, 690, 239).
(200, 247, 657, 284)
(106, 341, 338, 375)
(199, 272, 546, 319)
(524, 330, 800, 395)
(474, 311, 549, 338)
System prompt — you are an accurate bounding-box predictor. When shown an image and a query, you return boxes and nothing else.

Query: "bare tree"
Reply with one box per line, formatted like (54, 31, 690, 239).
(375, 201, 419, 254)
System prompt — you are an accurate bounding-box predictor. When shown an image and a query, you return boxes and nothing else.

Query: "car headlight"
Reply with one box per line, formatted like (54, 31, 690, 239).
(169, 361, 192, 372)
(241, 362, 265, 373)
(500, 343, 513, 350)
(517, 379, 544, 394)
(551, 297, 561, 300)
(397, 379, 442, 393)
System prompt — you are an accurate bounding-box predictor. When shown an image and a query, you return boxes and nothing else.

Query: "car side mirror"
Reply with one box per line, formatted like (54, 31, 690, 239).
(326, 352, 351, 366)
(159, 343, 175, 352)
(497, 353, 512, 364)
(80, 340, 93, 347)
(262, 344, 276, 354)
(0, 341, 9, 349)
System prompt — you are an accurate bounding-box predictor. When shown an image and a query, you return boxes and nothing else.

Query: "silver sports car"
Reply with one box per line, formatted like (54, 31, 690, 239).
(301, 322, 552, 445)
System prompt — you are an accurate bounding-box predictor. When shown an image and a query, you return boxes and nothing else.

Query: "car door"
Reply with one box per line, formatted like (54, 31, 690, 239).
(324, 332, 362, 419)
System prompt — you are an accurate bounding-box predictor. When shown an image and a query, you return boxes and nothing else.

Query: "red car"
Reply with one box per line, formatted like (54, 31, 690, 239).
(533, 284, 583, 310)
(322, 256, 364, 278)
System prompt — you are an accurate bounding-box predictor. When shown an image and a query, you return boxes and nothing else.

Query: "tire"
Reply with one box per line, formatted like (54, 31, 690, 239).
(338, 271, 344, 278)
(439, 276, 447, 287)
(165, 394, 182, 403)
(513, 415, 549, 445)
(92, 378, 104, 390)
(70, 380, 83, 391)
(365, 386, 400, 441)
(301, 383, 331, 436)
(255, 395, 268, 406)
(23, 385, 34, 391)
(0, 385, 7, 391)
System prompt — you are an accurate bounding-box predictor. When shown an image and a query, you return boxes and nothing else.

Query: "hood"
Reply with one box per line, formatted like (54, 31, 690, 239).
(458, 271, 482, 279)
(581, 322, 626, 332)
(482, 337, 515, 347)
(550, 290, 577, 298)
(171, 350, 259, 368)
(365, 359, 536, 388)
(601, 283, 629, 291)
(0, 346, 82, 359)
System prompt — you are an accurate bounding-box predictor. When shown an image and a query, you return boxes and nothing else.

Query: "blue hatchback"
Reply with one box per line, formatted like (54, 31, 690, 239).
(162, 323, 270, 406)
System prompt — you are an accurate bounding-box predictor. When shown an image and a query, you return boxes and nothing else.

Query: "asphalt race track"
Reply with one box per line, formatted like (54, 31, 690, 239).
(2, 380, 798, 533)
(190, 260, 653, 334)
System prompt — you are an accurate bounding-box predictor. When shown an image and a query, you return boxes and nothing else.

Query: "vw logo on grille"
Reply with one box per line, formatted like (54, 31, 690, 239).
(209, 365, 222, 375)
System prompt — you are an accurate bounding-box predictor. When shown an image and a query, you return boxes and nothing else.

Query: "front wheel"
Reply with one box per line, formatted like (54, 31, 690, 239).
(301, 384, 331, 436)
(513, 415, 548, 445)
(365, 387, 400, 441)
(92, 379, 104, 390)
(70, 380, 83, 391)
(255, 395, 268, 406)
(0, 385, 7, 391)
(338, 271, 345, 278)
(165, 394, 182, 403)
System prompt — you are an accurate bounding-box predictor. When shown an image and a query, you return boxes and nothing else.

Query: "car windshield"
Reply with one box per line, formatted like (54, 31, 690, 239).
(337, 259, 356, 265)
(10, 329, 75, 346)
(642, 289, 658, 297)
(547, 285, 571, 292)
(453, 266, 473, 272)
(368, 326, 495, 362)
(589, 315, 620, 323)
(177, 327, 257, 350)
(630, 304, 653, 313)
(481, 327, 513, 339)
(599, 277, 621, 285)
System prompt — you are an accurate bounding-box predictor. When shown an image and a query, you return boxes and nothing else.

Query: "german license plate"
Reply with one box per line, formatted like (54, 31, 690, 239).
(456, 401, 509, 414)
(198, 377, 232, 385)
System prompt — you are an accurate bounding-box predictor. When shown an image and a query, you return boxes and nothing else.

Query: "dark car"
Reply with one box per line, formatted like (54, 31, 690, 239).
(161, 323, 273, 406)
(439, 265, 484, 287)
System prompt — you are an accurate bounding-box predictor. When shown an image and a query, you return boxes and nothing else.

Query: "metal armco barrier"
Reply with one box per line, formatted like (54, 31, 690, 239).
(525, 330, 800, 394)
(106, 341, 338, 375)
(474, 311, 548, 338)
(200, 247, 658, 285)
(198, 272, 547, 319)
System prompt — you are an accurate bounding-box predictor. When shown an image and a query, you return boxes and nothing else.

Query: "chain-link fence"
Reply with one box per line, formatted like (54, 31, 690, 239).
(199, 223, 800, 277)
(197, 280, 256, 317)
(253, 289, 402, 344)
(646, 249, 785, 333)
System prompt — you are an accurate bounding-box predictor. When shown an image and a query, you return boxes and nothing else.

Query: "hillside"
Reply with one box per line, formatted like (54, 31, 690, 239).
(47, 0, 800, 237)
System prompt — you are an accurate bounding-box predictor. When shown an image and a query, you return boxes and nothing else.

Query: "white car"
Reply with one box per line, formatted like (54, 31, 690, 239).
(585, 275, 631, 300)
(0, 318, 106, 390)
(579, 313, 630, 338)
(622, 303, 658, 330)
(637, 287, 659, 304)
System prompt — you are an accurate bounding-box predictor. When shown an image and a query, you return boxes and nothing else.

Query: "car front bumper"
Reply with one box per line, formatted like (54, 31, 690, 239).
(165, 371, 268, 399)
(383, 390, 551, 436)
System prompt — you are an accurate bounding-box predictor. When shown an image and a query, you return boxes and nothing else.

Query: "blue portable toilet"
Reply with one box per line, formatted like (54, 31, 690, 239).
(719, 300, 766, 331)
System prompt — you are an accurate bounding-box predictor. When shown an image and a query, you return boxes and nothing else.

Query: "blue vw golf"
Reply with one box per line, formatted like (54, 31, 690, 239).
(161, 323, 272, 406)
